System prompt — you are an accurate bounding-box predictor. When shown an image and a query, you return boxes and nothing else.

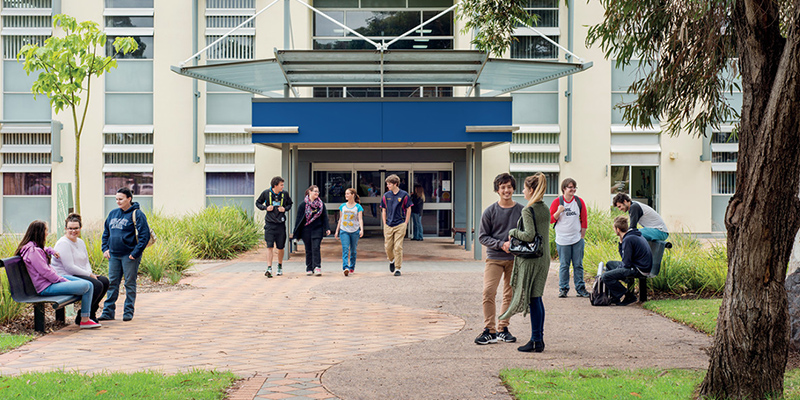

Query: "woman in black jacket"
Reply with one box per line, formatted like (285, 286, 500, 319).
(293, 185, 330, 276)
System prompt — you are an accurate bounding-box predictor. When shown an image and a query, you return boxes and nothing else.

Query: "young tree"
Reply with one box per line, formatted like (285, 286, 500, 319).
(18, 14, 138, 214)
(462, 0, 800, 398)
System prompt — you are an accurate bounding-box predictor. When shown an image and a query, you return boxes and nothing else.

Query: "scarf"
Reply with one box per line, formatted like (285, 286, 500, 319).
(304, 195, 323, 226)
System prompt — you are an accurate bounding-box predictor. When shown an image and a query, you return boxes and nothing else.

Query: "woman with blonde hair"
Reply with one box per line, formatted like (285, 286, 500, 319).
(499, 172, 550, 352)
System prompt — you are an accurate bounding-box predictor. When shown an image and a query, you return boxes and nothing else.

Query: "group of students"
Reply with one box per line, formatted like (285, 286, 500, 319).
(256, 174, 421, 277)
(15, 187, 152, 330)
(477, 173, 669, 352)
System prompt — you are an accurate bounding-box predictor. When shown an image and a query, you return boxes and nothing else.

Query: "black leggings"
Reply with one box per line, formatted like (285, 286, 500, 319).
(74, 274, 109, 320)
(302, 234, 322, 271)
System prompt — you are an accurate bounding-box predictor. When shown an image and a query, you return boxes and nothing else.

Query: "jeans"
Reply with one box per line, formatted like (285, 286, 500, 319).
(601, 260, 644, 300)
(40, 275, 93, 317)
(639, 228, 669, 242)
(102, 255, 141, 319)
(411, 212, 423, 240)
(340, 230, 360, 270)
(557, 238, 586, 292)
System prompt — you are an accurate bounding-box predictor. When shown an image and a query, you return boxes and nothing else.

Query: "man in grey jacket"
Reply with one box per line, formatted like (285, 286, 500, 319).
(475, 173, 523, 345)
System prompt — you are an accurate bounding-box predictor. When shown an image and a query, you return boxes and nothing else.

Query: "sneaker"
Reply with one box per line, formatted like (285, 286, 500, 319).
(123, 315, 133, 321)
(474, 329, 497, 345)
(618, 293, 637, 306)
(576, 290, 591, 298)
(558, 289, 568, 298)
(389, 261, 396, 273)
(314, 267, 322, 276)
(349, 268, 355, 275)
(80, 320, 102, 329)
(265, 267, 273, 278)
(343, 269, 349, 276)
(306, 270, 313, 276)
(276, 265, 283, 276)
(394, 270, 401, 276)
(497, 328, 517, 343)
(98, 315, 114, 321)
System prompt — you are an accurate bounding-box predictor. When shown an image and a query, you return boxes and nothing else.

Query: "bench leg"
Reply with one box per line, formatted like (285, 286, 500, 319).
(55, 307, 65, 324)
(638, 277, 648, 303)
(34, 303, 46, 333)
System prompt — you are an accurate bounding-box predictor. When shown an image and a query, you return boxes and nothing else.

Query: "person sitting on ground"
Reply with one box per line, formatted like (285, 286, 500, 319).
(612, 193, 670, 243)
(600, 216, 653, 306)
(16, 220, 101, 329)
(51, 213, 110, 324)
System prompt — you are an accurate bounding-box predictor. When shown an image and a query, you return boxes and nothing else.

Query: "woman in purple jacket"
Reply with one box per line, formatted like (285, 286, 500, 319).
(15, 220, 101, 329)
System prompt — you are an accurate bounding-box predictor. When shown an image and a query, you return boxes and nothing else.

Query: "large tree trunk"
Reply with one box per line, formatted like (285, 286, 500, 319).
(699, 0, 800, 398)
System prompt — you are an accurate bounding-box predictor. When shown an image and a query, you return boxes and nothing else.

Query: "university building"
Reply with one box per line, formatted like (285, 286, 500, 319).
(0, 0, 736, 253)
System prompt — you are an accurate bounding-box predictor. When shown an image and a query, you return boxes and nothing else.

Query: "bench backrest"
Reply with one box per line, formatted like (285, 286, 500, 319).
(648, 240, 666, 277)
(0, 256, 40, 301)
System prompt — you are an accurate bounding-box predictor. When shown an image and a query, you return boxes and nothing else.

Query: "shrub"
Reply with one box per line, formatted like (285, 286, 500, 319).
(140, 238, 195, 283)
(550, 206, 624, 260)
(181, 206, 261, 259)
(0, 270, 26, 323)
(81, 230, 109, 276)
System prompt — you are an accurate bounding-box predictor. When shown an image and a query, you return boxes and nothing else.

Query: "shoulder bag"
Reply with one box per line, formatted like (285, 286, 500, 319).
(508, 206, 544, 259)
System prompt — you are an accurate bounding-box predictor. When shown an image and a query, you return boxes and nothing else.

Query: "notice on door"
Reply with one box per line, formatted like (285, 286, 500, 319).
(442, 180, 451, 191)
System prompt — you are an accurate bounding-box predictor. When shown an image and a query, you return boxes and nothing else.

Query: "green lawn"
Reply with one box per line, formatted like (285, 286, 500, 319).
(0, 370, 236, 399)
(0, 333, 35, 353)
(642, 298, 722, 335)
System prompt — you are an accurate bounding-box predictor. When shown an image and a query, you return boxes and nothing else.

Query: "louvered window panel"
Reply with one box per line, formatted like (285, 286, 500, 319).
(513, 132, 558, 144)
(104, 132, 153, 145)
(206, 15, 254, 28)
(2, 153, 50, 164)
(2, 132, 49, 145)
(511, 172, 559, 195)
(205, 153, 254, 164)
(713, 171, 736, 195)
(205, 35, 254, 60)
(2, 0, 52, 7)
(205, 132, 251, 145)
(511, 153, 559, 164)
(104, 153, 153, 164)
(3, 35, 47, 59)
(206, 0, 254, 8)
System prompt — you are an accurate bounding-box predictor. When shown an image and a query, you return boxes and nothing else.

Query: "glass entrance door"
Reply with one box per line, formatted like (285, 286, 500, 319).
(412, 170, 452, 236)
(610, 165, 658, 210)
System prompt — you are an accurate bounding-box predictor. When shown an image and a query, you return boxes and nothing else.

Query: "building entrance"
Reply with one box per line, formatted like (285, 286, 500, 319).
(610, 165, 659, 210)
(312, 163, 453, 237)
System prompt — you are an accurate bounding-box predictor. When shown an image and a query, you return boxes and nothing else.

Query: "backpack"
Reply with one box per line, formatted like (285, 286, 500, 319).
(132, 210, 157, 248)
(553, 195, 585, 228)
(590, 276, 613, 306)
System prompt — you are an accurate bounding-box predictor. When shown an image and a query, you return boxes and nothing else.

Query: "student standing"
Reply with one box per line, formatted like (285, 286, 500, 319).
(410, 184, 425, 241)
(99, 187, 150, 322)
(335, 188, 364, 276)
(256, 176, 293, 277)
(381, 174, 413, 277)
(475, 173, 522, 345)
(550, 178, 590, 298)
(293, 185, 330, 276)
(499, 173, 550, 353)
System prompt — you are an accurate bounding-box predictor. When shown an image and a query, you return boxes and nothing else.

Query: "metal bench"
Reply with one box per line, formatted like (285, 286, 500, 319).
(1, 256, 80, 333)
(636, 240, 669, 303)
(452, 227, 474, 248)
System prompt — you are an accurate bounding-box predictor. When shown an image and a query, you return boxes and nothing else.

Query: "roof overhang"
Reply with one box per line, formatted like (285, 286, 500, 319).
(170, 49, 592, 97)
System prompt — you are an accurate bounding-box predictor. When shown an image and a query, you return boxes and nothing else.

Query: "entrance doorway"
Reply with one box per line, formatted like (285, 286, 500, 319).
(610, 165, 658, 210)
(312, 163, 453, 237)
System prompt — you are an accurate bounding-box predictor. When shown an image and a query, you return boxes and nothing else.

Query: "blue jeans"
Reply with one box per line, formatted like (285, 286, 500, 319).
(102, 255, 141, 319)
(639, 228, 669, 241)
(340, 230, 360, 269)
(40, 275, 93, 317)
(411, 212, 423, 240)
(557, 238, 586, 292)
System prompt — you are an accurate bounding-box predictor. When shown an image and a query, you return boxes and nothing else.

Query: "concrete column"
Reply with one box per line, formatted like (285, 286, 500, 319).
(465, 144, 473, 251)
(473, 142, 482, 260)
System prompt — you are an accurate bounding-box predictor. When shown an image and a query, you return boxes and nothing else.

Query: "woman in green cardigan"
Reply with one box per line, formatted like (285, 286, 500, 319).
(499, 172, 551, 353)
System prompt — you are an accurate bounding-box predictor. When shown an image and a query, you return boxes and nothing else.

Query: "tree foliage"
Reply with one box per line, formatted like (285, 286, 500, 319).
(17, 14, 138, 214)
(458, 0, 538, 56)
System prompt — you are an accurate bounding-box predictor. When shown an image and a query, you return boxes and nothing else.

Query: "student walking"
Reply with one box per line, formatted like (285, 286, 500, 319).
(99, 188, 150, 322)
(475, 173, 522, 345)
(499, 173, 550, 353)
(550, 178, 590, 298)
(381, 174, 413, 276)
(256, 176, 293, 277)
(410, 184, 425, 241)
(335, 188, 364, 276)
(293, 185, 330, 276)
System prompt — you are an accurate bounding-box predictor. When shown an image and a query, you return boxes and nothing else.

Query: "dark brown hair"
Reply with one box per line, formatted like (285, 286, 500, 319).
(493, 173, 516, 192)
(65, 213, 82, 228)
(345, 188, 360, 203)
(561, 178, 577, 193)
(612, 193, 631, 207)
(614, 215, 629, 232)
(15, 220, 48, 259)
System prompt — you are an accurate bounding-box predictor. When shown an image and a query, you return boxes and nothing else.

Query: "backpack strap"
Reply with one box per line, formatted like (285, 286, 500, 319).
(131, 210, 139, 242)
(553, 196, 565, 228)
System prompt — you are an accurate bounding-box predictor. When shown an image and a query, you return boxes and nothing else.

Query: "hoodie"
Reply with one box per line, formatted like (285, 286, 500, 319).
(102, 202, 150, 259)
(618, 228, 653, 274)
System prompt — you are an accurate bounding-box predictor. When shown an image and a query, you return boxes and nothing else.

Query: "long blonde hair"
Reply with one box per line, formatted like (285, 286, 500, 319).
(524, 173, 546, 207)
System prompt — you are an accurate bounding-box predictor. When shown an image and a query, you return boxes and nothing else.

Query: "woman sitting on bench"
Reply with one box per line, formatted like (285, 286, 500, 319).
(15, 220, 101, 329)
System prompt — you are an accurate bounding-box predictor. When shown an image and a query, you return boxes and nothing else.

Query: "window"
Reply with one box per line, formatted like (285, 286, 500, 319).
(205, 0, 255, 60)
(104, 172, 153, 195)
(204, 127, 255, 213)
(511, 172, 559, 195)
(206, 172, 253, 195)
(3, 172, 51, 195)
(313, 86, 453, 98)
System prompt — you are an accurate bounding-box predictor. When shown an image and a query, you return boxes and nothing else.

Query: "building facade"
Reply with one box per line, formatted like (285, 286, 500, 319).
(0, 0, 735, 238)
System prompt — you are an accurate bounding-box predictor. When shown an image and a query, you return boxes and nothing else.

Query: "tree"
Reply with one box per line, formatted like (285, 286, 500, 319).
(18, 14, 138, 214)
(461, 0, 800, 398)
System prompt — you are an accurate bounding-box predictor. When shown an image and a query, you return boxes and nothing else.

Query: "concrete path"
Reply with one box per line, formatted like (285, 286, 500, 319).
(0, 239, 711, 399)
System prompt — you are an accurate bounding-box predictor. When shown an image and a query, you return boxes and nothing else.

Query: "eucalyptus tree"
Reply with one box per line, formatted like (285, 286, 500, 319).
(461, 0, 800, 398)
(18, 14, 137, 214)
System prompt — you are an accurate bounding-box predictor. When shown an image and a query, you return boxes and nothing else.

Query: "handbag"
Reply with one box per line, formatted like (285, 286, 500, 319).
(508, 207, 544, 259)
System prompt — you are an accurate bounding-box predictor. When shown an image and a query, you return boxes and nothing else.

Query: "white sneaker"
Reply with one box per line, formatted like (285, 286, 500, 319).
(306, 270, 313, 276)
(314, 267, 322, 276)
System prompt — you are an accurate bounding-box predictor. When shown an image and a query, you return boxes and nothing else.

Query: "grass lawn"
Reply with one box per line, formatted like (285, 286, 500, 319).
(0, 333, 35, 353)
(0, 370, 236, 399)
(502, 368, 800, 400)
(642, 298, 722, 335)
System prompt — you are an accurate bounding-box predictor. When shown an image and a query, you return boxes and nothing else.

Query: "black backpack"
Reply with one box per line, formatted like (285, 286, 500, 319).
(590, 276, 613, 306)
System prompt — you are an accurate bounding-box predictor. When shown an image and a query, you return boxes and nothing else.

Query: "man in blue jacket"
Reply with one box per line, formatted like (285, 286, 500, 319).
(99, 187, 151, 322)
(601, 216, 652, 305)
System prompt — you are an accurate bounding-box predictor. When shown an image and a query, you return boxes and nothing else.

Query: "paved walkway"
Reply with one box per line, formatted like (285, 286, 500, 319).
(0, 239, 711, 399)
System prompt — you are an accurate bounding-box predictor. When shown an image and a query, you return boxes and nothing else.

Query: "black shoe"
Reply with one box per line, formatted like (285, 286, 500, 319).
(558, 289, 568, 298)
(497, 327, 517, 343)
(98, 315, 114, 321)
(389, 261, 395, 273)
(394, 270, 401, 276)
(123, 315, 133, 321)
(517, 340, 545, 353)
(618, 294, 637, 306)
(475, 329, 497, 345)
(265, 267, 272, 278)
